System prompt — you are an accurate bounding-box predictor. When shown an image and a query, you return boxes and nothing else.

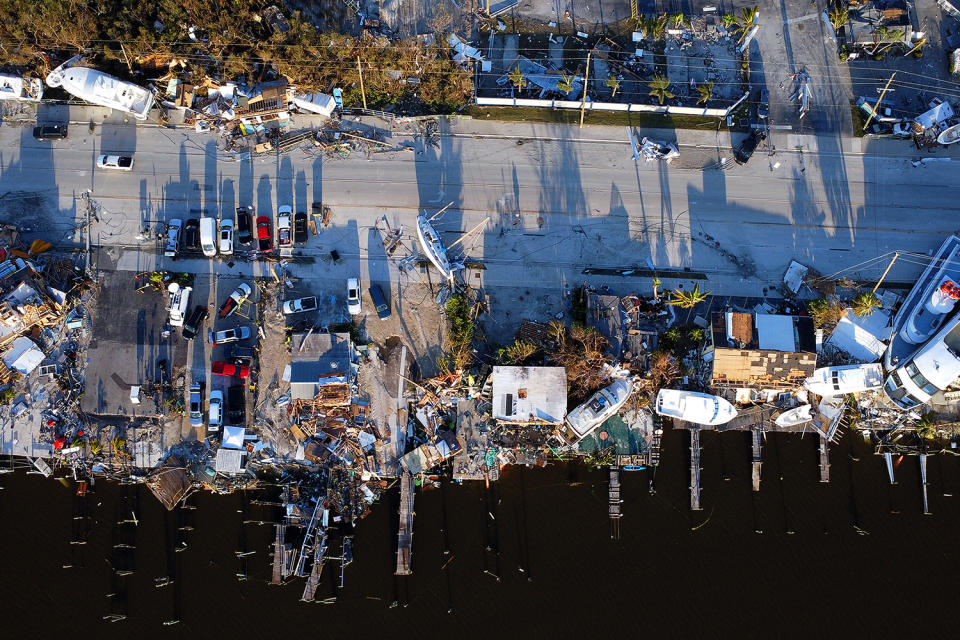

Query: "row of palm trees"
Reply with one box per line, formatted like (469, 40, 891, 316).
(508, 67, 716, 106)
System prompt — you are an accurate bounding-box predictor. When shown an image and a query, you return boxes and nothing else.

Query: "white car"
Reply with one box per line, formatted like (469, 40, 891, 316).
(96, 154, 134, 171)
(219, 218, 234, 255)
(167, 282, 192, 327)
(347, 277, 361, 315)
(892, 121, 913, 138)
(188, 384, 203, 428)
(208, 390, 223, 431)
(164, 219, 182, 258)
(209, 325, 252, 345)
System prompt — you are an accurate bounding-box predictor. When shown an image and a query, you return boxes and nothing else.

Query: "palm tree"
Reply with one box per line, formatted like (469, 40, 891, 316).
(737, 6, 759, 43)
(90, 440, 103, 456)
(721, 13, 739, 30)
(916, 411, 937, 440)
(688, 327, 705, 342)
(666, 283, 710, 309)
(696, 80, 714, 105)
(556, 73, 576, 94)
(651, 277, 661, 300)
(851, 291, 881, 317)
(508, 65, 526, 91)
(652, 14, 668, 40)
(648, 74, 673, 105)
(605, 75, 621, 97)
(548, 319, 566, 346)
(111, 436, 128, 458)
(504, 340, 537, 365)
(828, 5, 848, 32)
(670, 13, 686, 29)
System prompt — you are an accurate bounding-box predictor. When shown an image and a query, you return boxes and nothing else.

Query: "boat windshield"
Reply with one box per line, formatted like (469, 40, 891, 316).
(905, 362, 939, 395)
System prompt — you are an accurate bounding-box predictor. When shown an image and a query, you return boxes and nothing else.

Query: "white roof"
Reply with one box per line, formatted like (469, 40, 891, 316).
(2, 336, 44, 374)
(915, 102, 954, 130)
(491, 366, 567, 424)
(214, 448, 246, 474)
(222, 426, 246, 450)
(293, 92, 336, 117)
(755, 314, 796, 351)
(912, 336, 960, 389)
(826, 308, 889, 362)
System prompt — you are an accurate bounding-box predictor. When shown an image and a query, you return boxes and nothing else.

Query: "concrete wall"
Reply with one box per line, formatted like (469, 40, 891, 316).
(474, 95, 748, 118)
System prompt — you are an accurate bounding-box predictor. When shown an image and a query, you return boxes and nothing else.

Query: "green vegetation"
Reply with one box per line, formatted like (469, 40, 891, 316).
(666, 284, 709, 309)
(89, 440, 103, 456)
(850, 102, 867, 137)
(465, 105, 724, 130)
(508, 66, 527, 91)
(0, 387, 15, 403)
(501, 339, 537, 365)
(548, 323, 610, 406)
(916, 411, 938, 440)
(828, 4, 848, 32)
(647, 75, 674, 105)
(443, 294, 475, 372)
(851, 291, 881, 317)
(808, 297, 845, 329)
(695, 81, 714, 105)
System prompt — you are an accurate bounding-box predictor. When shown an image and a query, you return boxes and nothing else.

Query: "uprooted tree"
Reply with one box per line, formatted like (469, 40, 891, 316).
(547, 323, 611, 406)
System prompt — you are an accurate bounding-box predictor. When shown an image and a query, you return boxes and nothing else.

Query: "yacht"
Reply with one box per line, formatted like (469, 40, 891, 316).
(774, 404, 813, 428)
(654, 389, 738, 426)
(884, 235, 960, 371)
(416, 213, 457, 281)
(561, 377, 632, 444)
(804, 364, 883, 397)
(883, 313, 960, 410)
(937, 123, 960, 145)
(46, 57, 154, 120)
(0, 73, 42, 102)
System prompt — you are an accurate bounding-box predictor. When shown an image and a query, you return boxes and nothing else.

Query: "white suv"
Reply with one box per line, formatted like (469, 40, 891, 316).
(347, 277, 362, 315)
(208, 390, 223, 431)
(219, 218, 234, 255)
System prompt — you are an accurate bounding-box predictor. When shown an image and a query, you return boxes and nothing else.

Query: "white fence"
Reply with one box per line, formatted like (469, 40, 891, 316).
(474, 94, 748, 118)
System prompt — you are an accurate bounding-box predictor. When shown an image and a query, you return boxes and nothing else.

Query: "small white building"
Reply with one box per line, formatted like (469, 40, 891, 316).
(490, 366, 567, 425)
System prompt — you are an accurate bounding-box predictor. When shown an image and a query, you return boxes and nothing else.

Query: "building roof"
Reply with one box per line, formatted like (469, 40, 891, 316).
(491, 366, 567, 424)
(214, 447, 247, 474)
(288, 332, 352, 400)
(145, 456, 192, 510)
(587, 293, 623, 356)
(712, 312, 816, 353)
(711, 349, 817, 389)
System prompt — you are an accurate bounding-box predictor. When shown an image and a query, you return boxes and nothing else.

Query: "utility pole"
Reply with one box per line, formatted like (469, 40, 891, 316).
(864, 72, 896, 130)
(872, 252, 900, 294)
(120, 44, 133, 75)
(579, 52, 591, 128)
(357, 57, 367, 110)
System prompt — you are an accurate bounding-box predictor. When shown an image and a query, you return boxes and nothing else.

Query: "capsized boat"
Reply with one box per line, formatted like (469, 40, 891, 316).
(885, 235, 960, 371)
(46, 56, 154, 120)
(803, 363, 883, 397)
(655, 389, 737, 426)
(562, 377, 633, 444)
(0, 73, 42, 102)
(416, 212, 457, 281)
(640, 136, 679, 162)
(937, 123, 960, 145)
(774, 404, 813, 428)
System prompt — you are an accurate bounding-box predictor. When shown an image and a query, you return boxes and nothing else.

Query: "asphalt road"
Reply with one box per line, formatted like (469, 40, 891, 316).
(0, 114, 957, 300)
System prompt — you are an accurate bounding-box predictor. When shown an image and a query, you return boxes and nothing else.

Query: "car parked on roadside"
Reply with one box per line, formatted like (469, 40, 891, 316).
(257, 216, 273, 252)
(182, 305, 208, 340)
(208, 390, 223, 431)
(282, 296, 318, 315)
(164, 219, 182, 258)
(96, 155, 134, 171)
(294, 212, 307, 244)
(734, 129, 765, 165)
(236, 207, 253, 246)
(347, 278, 361, 315)
(183, 219, 200, 251)
(200, 216, 217, 257)
(277, 206, 293, 253)
(212, 361, 251, 379)
(227, 385, 245, 423)
(33, 124, 67, 140)
(369, 284, 391, 320)
(188, 383, 204, 428)
(219, 218, 234, 255)
(209, 325, 252, 345)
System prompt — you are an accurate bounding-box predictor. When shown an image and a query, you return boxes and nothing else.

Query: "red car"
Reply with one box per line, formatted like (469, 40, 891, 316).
(212, 361, 251, 379)
(256, 216, 273, 252)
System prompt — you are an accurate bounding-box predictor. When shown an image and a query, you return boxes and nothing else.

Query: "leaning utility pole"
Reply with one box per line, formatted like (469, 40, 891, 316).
(357, 57, 367, 110)
(579, 52, 591, 128)
(863, 72, 896, 130)
(872, 252, 900, 294)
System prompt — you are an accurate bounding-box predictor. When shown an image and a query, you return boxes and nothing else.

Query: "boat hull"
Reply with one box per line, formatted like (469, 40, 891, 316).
(655, 389, 738, 426)
(937, 124, 960, 145)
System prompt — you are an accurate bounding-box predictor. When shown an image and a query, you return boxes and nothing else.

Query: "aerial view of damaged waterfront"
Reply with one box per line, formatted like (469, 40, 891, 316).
(3, 1, 960, 637)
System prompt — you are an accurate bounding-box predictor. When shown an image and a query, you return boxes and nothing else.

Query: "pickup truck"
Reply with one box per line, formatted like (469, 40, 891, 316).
(283, 296, 318, 315)
(218, 283, 252, 318)
(227, 385, 245, 423)
(212, 361, 251, 379)
(208, 325, 252, 345)
(277, 205, 293, 256)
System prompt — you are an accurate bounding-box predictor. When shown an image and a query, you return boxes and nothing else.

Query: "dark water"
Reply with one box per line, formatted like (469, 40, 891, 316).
(3, 429, 959, 638)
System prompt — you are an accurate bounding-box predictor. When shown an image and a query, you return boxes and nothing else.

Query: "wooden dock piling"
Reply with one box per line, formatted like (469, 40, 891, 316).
(395, 473, 415, 575)
(819, 439, 830, 483)
(271, 524, 285, 585)
(608, 466, 622, 540)
(690, 428, 702, 511)
(751, 427, 763, 492)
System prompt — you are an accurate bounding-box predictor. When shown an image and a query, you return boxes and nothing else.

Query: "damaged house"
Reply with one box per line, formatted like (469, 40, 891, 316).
(491, 365, 568, 426)
(706, 311, 818, 402)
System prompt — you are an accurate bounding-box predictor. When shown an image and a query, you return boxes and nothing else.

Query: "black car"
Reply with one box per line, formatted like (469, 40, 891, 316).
(236, 207, 253, 246)
(369, 284, 391, 320)
(183, 219, 200, 251)
(225, 344, 256, 361)
(182, 305, 208, 340)
(294, 211, 308, 245)
(734, 129, 766, 165)
(227, 385, 245, 423)
(33, 124, 68, 140)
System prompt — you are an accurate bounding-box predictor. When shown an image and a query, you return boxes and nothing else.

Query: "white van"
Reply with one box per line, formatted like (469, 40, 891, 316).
(200, 217, 217, 257)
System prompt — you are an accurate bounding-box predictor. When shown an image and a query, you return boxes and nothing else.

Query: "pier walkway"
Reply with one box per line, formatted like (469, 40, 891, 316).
(751, 427, 763, 492)
(395, 473, 415, 575)
(819, 440, 830, 483)
(608, 466, 622, 540)
(690, 428, 702, 511)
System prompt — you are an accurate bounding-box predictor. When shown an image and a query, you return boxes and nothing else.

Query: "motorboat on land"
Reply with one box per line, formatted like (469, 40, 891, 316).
(0, 73, 42, 102)
(804, 363, 884, 397)
(937, 123, 960, 145)
(45, 56, 154, 120)
(884, 235, 960, 371)
(774, 404, 813, 428)
(640, 137, 679, 162)
(655, 389, 738, 426)
(416, 212, 457, 281)
(562, 377, 633, 444)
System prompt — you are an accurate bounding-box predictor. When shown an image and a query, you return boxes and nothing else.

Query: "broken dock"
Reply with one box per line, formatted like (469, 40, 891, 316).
(395, 472, 415, 575)
(690, 428, 702, 511)
(751, 427, 763, 492)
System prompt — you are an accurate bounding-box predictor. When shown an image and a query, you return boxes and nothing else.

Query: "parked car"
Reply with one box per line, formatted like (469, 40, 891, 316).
(96, 155, 134, 171)
(208, 390, 223, 431)
(183, 219, 200, 251)
(182, 305, 208, 340)
(282, 296, 318, 315)
(294, 212, 308, 244)
(219, 218, 234, 255)
(227, 385, 245, 423)
(757, 88, 769, 120)
(218, 282, 252, 318)
(209, 325, 252, 345)
(369, 284, 391, 320)
(347, 278, 361, 315)
(164, 219, 182, 258)
(225, 344, 256, 361)
(257, 216, 273, 252)
(734, 129, 765, 165)
(188, 383, 204, 428)
(277, 206, 293, 252)
(236, 207, 253, 246)
(893, 121, 913, 138)
(167, 283, 192, 327)
(212, 361, 251, 379)
(33, 124, 67, 140)
(200, 216, 217, 257)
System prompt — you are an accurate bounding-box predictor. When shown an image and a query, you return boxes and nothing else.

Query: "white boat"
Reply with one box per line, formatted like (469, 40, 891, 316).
(0, 73, 43, 102)
(416, 213, 455, 281)
(45, 56, 154, 120)
(655, 389, 737, 426)
(640, 136, 679, 162)
(938, 123, 960, 145)
(803, 364, 884, 397)
(774, 404, 813, 428)
(562, 377, 632, 444)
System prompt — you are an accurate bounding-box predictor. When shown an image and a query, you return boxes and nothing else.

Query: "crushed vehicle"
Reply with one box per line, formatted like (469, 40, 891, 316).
(734, 129, 765, 165)
(182, 305, 208, 340)
(218, 282, 252, 318)
(282, 295, 317, 315)
(640, 137, 679, 162)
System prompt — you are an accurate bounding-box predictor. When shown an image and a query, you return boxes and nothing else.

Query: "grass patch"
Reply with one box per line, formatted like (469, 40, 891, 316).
(464, 105, 726, 130)
(850, 102, 867, 137)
